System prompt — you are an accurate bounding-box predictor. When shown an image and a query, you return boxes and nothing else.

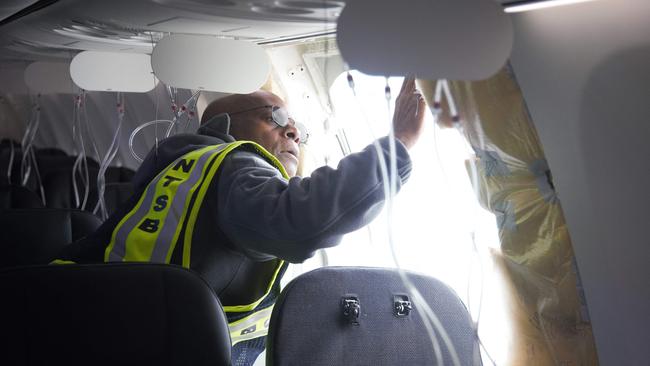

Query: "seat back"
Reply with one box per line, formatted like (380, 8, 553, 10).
(0, 208, 101, 269)
(0, 184, 44, 209)
(0, 263, 232, 366)
(267, 266, 481, 366)
(105, 166, 136, 183)
(104, 182, 134, 216)
(42, 164, 100, 210)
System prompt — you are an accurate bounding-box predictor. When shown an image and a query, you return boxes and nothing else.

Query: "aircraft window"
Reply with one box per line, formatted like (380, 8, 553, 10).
(284, 70, 511, 364)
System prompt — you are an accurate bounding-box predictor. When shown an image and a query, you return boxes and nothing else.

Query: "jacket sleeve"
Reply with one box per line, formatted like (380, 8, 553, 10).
(216, 136, 412, 263)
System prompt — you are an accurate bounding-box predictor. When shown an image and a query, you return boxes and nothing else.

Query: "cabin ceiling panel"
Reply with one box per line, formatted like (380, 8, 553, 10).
(0, 0, 40, 22)
(0, 0, 339, 63)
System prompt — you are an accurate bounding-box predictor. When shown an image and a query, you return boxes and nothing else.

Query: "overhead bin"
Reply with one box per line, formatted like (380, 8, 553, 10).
(151, 34, 271, 93)
(70, 51, 158, 93)
(337, 0, 513, 80)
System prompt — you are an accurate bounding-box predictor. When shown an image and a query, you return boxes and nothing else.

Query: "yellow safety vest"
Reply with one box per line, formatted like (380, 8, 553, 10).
(104, 141, 289, 346)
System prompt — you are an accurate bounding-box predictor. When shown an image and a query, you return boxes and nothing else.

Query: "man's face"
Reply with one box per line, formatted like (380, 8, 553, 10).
(229, 93, 302, 177)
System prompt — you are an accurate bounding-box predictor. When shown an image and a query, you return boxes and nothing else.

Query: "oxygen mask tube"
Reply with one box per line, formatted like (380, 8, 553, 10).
(163, 87, 200, 137)
(179, 90, 201, 133)
(7, 140, 15, 184)
(432, 79, 497, 366)
(71, 92, 91, 210)
(81, 91, 100, 164)
(19, 95, 45, 204)
(387, 78, 463, 366)
(129, 89, 200, 163)
(345, 73, 460, 366)
(344, 72, 391, 250)
(94, 93, 125, 220)
(165, 86, 180, 137)
(19, 95, 39, 185)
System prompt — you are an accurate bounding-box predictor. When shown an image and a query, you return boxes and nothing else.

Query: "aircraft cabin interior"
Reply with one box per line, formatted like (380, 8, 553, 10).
(0, 0, 648, 365)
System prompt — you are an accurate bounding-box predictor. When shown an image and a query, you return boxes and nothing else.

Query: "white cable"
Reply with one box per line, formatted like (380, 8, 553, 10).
(71, 93, 90, 210)
(165, 86, 180, 138)
(150, 32, 160, 158)
(163, 89, 200, 138)
(7, 142, 15, 184)
(20, 98, 40, 185)
(71, 95, 86, 208)
(129, 119, 174, 163)
(346, 74, 436, 362)
(182, 90, 201, 133)
(433, 80, 444, 115)
(386, 78, 462, 366)
(346, 73, 461, 366)
(29, 147, 46, 206)
(19, 115, 34, 185)
(20, 97, 44, 206)
(82, 91, 100, 162)
(442, 80, 460, 125)
(71, 97, 81, 208)
(449, 87, 497, 365)
(94, 93, 125, 220)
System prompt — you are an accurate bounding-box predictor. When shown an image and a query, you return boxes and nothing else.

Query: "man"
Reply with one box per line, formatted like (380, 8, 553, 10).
(57, 77, 425, 365)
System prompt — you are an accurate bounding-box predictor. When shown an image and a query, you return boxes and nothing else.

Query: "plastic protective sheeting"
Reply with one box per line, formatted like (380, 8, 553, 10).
(337, 0, 512, 80)
(151, 35, 270, 93)
(419, 67, 599, 365)
(24, 62, 76, 94)
(70, 52, 158, 93)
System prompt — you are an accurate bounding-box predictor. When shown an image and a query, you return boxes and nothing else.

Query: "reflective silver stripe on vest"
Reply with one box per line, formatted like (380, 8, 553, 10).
(229, 305, 275, 346)
(150, 145, 227, 262)
(108, 171, 165, 262)
(108, 144, 227, 262)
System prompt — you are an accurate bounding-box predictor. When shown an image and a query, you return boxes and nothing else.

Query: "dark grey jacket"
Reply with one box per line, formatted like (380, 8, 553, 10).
(59, 115, 412, 306)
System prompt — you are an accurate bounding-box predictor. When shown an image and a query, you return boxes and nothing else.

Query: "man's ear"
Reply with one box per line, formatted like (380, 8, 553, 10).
(198, 113, 231, 136)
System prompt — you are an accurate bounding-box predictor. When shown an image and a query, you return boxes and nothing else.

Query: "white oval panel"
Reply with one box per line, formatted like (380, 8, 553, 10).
(151, 35, 270, 93)
(337, 0, 513, 80)
(71, 51, 158, 92)
(24, 61, 76, 94)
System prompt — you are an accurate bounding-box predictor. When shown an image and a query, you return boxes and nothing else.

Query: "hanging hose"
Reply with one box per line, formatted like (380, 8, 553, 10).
(94, 92, 126, 220)
(71, 92, 90, 210)
(432, 79, 497, 365)
(20, 96, 40, 185)
(19, 95, 45, 204)
(181, 90, 201, 133)
(386, 78, 462, 366)
(129, 119, 174, 163)
(82, 91, 100, 162)
(129, 88, 201, 163)
(164, 88, 201, 137)
(344, 72, 462, 366)
(164, 86, 179, 138)
(7, 142, 15, 184)
(29, 146, 46, 206)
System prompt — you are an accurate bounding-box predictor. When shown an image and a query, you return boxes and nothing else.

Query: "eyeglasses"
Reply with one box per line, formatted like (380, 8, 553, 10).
(229, 105, 309, 144)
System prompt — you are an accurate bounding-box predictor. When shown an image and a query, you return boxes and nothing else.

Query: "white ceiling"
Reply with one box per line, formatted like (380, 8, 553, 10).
(0, 0, 344, 62)
(0, 0, 516, 63)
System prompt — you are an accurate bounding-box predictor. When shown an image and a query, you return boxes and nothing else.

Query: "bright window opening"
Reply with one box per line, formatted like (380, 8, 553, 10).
(284, 70, 511, 364)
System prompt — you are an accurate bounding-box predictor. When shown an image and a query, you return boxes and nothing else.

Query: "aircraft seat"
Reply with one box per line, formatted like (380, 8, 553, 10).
(0, 263, 232, 366)
(42, 166, 100, 210)
(106, 166, 136, 183)
(267, 266, 481, 366)
(0, 184, 44, 209)
(0, 208, 101, 269)
(104, 182, 134, 216)
(35, 147, 67, 157)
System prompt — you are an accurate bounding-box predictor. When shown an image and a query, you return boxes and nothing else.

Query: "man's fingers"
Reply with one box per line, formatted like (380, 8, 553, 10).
(416, 95, 426, 117)
(399, 75, 416, 94)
